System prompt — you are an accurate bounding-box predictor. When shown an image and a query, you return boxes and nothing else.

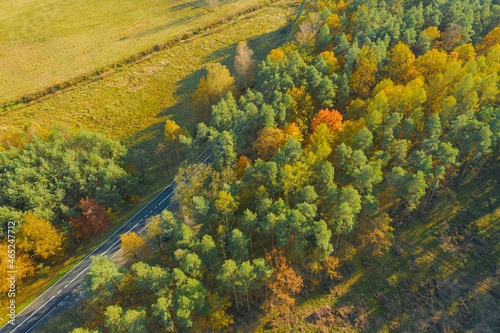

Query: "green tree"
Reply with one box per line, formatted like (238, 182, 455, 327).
(152, 296, 175, 332)
(317, 24, 332, 52)
(82, 256, 122, 301)
(217, 259, 240, 310)
(131, 262, 170, 297)
(236, 261, 256, 311)
(228, 228, 250, 263)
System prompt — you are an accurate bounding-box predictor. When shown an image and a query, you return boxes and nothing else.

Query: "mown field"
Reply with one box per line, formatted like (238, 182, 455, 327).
(1, 0, 297, 327)
(1, 0, 296, 177)
(0, 0, 267, 104)
(249, 163, 500, 332)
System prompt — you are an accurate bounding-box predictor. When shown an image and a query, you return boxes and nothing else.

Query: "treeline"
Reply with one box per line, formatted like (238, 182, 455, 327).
(0, 126, 136, 292)
(72, 0, 499, 331)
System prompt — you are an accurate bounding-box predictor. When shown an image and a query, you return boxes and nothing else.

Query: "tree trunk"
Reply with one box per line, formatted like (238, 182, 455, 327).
(249, 224, 253, 259)
(398, 201, 411, 228)
(458, 156, 473, 186)
(233, 283, 239, 311)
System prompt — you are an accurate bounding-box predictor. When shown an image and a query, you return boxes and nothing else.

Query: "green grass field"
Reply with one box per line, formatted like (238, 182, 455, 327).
(0, 0, 268, 104)
(0, 0, 296, 160)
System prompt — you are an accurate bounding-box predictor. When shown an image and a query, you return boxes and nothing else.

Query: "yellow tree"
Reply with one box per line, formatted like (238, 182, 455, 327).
(415, 49, 449, 80)
(268, 48, 286, 62)
(198, 291, 234, 332)
(120, 232, 149, 262)
(0, 242, 35, 292)
(421, 26, 441, 49)
(454, 43, 476, 62)
(253, 127, 286, 161)
(350, 45, 378, 99)
(164, 119, 184, 161)
(319, 51, 339, 74)
(283, 122, 304, 143)
(384, 42, 419, 85)
(476, 27, 500, 53)
(18, 212, 64, 259)
(235, 155, 252, 179)
(214, 190, 237, 237)
(193, 63, 235, 122)
(287, 86, 315, 132)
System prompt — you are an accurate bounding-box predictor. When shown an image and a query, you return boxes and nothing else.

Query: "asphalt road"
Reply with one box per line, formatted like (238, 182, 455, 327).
(0, 183, 177, 333)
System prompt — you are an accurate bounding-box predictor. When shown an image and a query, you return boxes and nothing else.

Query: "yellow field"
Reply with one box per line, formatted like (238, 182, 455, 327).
(0, 0, 264, 104)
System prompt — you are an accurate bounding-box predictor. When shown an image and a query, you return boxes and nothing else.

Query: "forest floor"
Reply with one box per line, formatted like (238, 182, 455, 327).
(18, 1, 297, 331)
(246, 161, 500, 332)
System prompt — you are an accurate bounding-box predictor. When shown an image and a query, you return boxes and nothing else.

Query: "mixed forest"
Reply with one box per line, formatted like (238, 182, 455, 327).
(1, 0, 500, 331)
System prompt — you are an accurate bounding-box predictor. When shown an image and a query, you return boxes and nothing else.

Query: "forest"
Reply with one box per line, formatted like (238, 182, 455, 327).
(0, 126, 136, 293)
(2, 0, 499, 331)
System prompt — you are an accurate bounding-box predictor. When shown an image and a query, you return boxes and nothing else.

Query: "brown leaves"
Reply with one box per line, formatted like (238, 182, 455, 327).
(263, 248, 304, 314)
(253, 127, 286, 161)
(70, 197, 110, 240)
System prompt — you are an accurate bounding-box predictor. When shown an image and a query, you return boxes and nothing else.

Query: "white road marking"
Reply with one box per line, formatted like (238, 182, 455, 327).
(140, 219, 143, 222)
(155, 206, 157, 209)
(101, 238, 121, 256)
(11, 296, 55, 332)
(25, 304, 58, 333)
(67, 264, 91, 285)
(110, 248, 122, 259)
(7, 186, 172, 326)
(57, 290, 62, 294)
(149, 210, 153, 213)
(58, 301, 63, 306)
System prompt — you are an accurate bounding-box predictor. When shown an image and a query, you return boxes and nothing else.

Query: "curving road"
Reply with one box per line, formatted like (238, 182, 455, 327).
(0, 183, 177, 333)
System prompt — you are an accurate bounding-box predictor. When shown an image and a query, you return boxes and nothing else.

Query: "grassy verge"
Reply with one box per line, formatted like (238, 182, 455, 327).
(0, 0, 268, 104)
(247, 164, 500, 332)
(0, 176, 172, 322)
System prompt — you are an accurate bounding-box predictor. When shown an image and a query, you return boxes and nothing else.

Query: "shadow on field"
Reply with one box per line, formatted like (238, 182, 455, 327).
(204, 24, 291, 71)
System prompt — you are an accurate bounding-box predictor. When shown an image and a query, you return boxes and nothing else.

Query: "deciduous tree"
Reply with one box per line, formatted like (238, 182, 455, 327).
(18, 212, 63, 259)
(120, 232, 149, 262)
(310, 108, 343, 133)
(234, 41, 257, 89)
(70, 197, 110, 240)
(253, 127, 286, 161)
(193, 63, 235, 122)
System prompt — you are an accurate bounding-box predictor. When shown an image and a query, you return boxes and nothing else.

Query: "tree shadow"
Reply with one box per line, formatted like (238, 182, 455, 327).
(203, 24, 291, 72)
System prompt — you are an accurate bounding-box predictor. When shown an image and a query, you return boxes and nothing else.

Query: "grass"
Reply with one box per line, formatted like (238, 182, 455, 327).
(0, 0, 297, 165)
(248, 163, 500, 332)
(0, 0, 269, 104)
(0, 0, 297, 330)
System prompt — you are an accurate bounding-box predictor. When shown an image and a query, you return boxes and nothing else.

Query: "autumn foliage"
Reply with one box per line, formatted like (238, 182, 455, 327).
(310, 109, 343, 133)
(18, 212, 64, 259)
(71, 197, 111, 240)
(263, 248, 303, 314)
(253, 127, 286, 161)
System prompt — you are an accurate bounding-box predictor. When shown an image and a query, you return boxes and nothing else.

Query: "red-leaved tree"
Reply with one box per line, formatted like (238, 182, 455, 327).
(310, 109, 343, 133)
(70, 197, 110, 240)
